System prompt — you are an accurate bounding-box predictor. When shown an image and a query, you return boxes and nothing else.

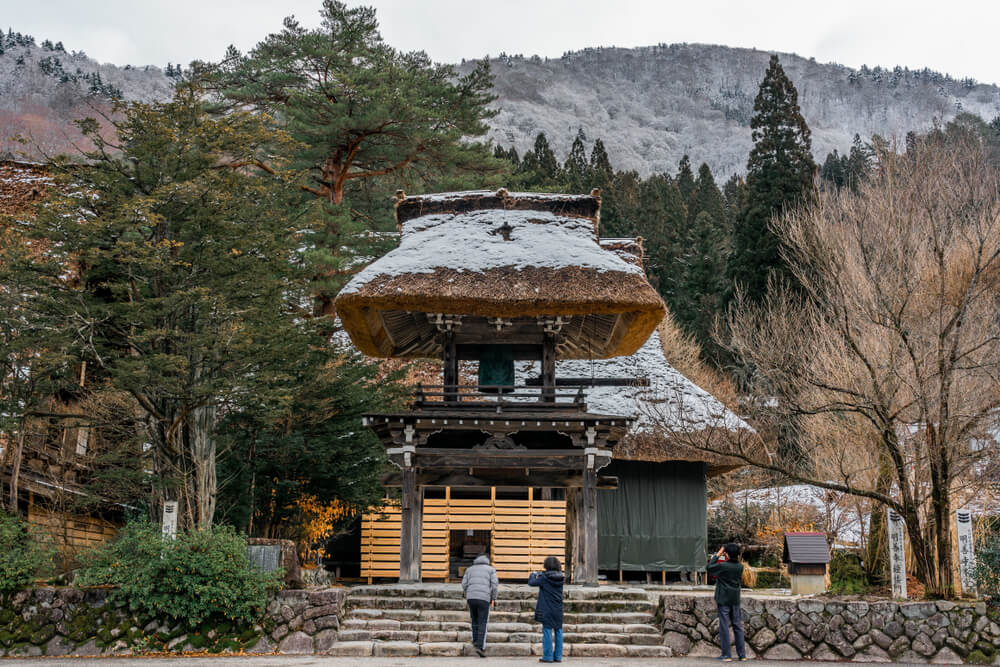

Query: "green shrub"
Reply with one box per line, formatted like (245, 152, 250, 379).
(0, 510, 55, 594)
(829, 550, 869, 595)
(753, 569, 790, 589)
(975, 537, 1000, 602)
(76, 521, 280, 627)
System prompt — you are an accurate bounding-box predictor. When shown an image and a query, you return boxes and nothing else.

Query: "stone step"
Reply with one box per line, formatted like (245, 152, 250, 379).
(339, 627, 663, 646)
(345, 595, 657, 614)
(326, 640, 672, 658)
(347, 584, 651, 601)
(341, 617, 660, 635)
(341, 609, 656, 627)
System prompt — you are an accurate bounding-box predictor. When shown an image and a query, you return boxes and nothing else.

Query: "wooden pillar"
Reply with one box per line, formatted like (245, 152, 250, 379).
(580, 466, 599, 586)
(400, 466, 422, 582)
(566, 487, 580, 582)
(541, 334, 556, 403)
(443, 332, 458, 403)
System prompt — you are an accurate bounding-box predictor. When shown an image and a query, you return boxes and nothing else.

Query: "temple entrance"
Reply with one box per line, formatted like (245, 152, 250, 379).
(449, 529, 491, 580)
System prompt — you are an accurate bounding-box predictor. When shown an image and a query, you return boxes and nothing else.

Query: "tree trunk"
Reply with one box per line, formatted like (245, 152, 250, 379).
(189, 404, 218, 528)
(865, 461, 893, 586)
(7, 426, 25, 513)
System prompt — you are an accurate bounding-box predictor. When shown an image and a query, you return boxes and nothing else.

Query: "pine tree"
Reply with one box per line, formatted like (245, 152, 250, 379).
(729, 54, 816, 303)
(207, 1, 500, 314)
(564, 128, 590, 192)
(531, 132, 561, 184)
(675, 155, 696, 208)
(820, 149, 847, 190)
(589, 138, 613, 188)
(845, 134, 873, 191)
(689, 162, 726, 226)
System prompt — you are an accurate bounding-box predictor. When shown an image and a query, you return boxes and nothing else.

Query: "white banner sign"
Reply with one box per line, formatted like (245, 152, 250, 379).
(888, 510, 907, 599)
(161, 500, 178, 540)
(956, 510, 976, 596)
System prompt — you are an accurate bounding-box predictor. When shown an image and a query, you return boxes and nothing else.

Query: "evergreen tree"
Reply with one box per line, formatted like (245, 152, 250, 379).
(729, 54, 816, 303)
(206, 1, 500, 314)
(589, 138, 613, 187)
(26, 86, 326, 527)
(845, 134, 873, 190)
(689, 162, 725, 226)
(820, 149, 847, 190)
(564, 128, 590, 192)
(675, 154, 696, 208)
(531, 132, 561, 184)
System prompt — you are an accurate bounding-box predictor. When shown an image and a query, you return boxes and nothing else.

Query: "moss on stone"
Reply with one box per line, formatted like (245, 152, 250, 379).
(968, 649, 992, 664)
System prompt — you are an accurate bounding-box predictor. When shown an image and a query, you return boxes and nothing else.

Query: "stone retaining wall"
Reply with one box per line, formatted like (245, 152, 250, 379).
(660, 594, 1000, 664)
(0, 587, 346, 657)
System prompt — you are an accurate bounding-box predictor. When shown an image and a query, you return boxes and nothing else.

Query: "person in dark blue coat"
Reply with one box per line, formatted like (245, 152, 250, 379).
(529, 555, 565, 663)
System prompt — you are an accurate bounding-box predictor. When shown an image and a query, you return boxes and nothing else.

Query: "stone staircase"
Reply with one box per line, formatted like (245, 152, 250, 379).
(326, 583, 671, 658)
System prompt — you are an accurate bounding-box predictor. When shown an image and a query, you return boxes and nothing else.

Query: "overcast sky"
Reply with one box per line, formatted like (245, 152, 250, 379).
(6, 0, 1000, 85)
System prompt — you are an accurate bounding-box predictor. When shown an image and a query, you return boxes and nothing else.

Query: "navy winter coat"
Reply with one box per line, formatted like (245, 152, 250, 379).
(528, 569, 564, 629)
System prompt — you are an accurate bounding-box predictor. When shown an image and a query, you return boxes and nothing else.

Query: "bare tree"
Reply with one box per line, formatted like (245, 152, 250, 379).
(661, 132, 1000, 597)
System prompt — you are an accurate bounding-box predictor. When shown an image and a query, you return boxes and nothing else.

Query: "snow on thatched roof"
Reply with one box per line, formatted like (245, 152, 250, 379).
(335, 190, 665, 359)
(518, 329, 752, 474)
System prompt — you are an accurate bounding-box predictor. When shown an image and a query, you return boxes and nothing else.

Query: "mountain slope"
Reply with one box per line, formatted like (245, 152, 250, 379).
(462, 43, 1000, 177)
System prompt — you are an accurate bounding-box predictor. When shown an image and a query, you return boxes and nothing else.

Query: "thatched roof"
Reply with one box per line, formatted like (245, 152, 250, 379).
(517, 329, 753, 476)
(335, 189, 665, 359)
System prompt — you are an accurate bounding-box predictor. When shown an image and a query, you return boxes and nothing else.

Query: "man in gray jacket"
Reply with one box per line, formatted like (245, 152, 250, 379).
(461, 554, 498, 657)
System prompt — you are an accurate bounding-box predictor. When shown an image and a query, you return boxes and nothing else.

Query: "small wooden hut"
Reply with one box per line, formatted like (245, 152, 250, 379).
(783, 531, 831, 594)
(336, 188, 666, 584)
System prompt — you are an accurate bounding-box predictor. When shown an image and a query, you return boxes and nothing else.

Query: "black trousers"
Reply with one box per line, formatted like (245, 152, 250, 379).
(468, 599, 490, 649)
(717, 604, 746, 659)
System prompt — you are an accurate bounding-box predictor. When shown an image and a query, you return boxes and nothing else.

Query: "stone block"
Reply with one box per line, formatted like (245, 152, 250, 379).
(246, 636, 275, 654)
(888, 635, 910, 658)
(855, 645, 892, 662)
(278, 631, 313, 654)
(884, 620, 904, 639)
(313, 628, 338, 652)
(763, 643, 802, 660)
(571, 643, 627, 657)
(420, 642, 464, 656)
(324, 641, 373, 656)
(373, 640, 419, 657)
(787, 630, 813, 655)
(797, 599, 825, 614)
(751, 627, 776, 651)
(662, 630, 692, 655)
(901, 602, 937, 619)
(812, 644, 839, 661)
(687, 640, 723, 657)
(626, 645, 672, 657)
(930, 646, 964, 664)
(912, 631, 937, 656)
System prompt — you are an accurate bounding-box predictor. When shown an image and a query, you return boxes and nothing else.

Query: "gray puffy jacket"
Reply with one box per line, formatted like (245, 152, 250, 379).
(462, 555, 499, 602)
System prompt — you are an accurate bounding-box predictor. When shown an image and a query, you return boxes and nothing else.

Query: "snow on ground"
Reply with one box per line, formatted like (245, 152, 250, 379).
(711, 484, 867, 548)
(340, 209, 642, 294)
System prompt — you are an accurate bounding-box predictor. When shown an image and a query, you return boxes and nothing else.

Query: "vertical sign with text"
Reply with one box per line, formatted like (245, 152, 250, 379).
(161, 500, 178, 540)
(888, 510, 907, 599)
(956, 509, 976, 596)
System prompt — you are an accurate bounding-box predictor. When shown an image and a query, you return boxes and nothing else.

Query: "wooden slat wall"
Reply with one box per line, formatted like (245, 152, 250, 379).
(28, 506, 118, 553)
(361, 491, 566, 581)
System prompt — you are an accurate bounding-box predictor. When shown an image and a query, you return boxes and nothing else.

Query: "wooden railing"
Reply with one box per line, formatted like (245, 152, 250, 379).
(412, 384, 587, 413)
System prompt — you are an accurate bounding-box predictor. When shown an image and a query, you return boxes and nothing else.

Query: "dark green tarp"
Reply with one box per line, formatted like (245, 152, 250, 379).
(598, 460, 707, 571)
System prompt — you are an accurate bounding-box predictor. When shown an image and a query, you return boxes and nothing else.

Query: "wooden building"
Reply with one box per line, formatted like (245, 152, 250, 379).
(783, 531, 831, 594)
(337, 189, 666, 584)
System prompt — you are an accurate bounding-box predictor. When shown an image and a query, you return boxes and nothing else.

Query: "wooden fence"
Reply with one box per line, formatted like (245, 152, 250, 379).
(361, 489, 566, 582)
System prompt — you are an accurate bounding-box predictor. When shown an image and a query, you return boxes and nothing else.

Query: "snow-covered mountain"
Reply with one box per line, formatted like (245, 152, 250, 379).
(3, 31, 999, 178)
(0, 34, 172, 157)
(461, 43, 1000, 178)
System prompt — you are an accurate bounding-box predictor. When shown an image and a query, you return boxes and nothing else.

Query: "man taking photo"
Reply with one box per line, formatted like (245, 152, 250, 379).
(707, 543, 747, 662)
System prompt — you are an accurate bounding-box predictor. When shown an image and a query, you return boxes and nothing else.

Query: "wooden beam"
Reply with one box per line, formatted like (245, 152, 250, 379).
(566, 486, 580, 583)
(381, 470, 618, 489)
